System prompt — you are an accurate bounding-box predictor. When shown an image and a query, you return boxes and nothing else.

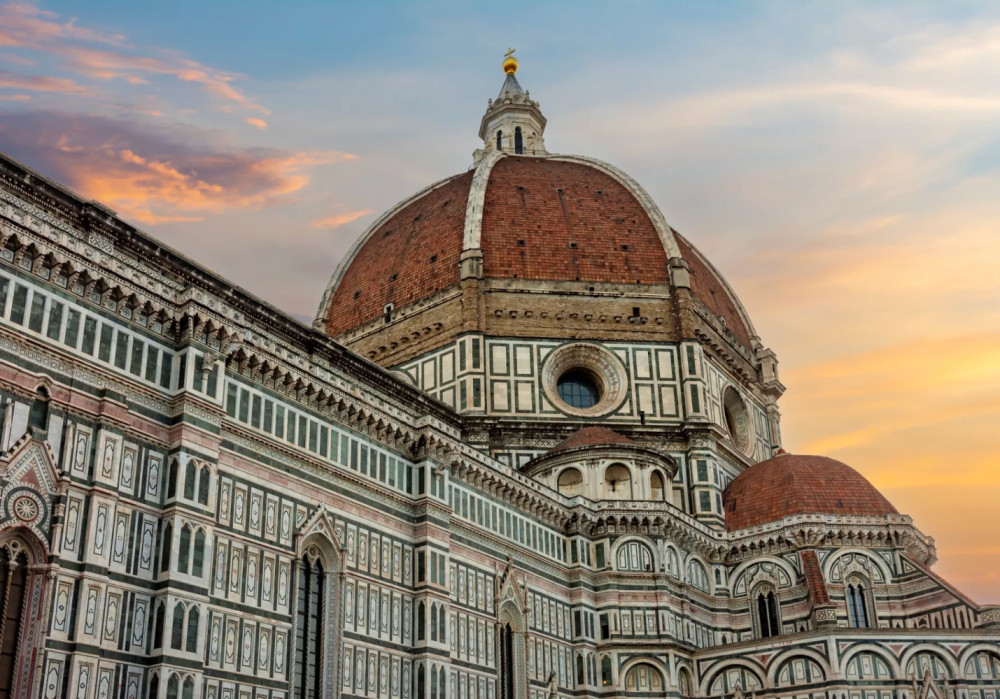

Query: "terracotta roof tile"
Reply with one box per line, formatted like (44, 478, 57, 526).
(480, 158, 671, 284)
(325, 171, 473, 335)
(673, 232, 752, 350)
(723, 453, 897, 531)
(549, 426, 634, 453)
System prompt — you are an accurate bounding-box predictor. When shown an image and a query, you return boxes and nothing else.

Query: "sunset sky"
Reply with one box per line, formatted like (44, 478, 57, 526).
(1, 1, 997, 602)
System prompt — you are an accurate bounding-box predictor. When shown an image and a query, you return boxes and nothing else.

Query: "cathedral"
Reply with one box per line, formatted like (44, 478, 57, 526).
(0, 54, 995, 699)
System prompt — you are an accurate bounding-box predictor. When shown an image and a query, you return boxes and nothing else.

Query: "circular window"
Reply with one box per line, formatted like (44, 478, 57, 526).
(541, 343, 629, 418)
(557, 369, 600, 409)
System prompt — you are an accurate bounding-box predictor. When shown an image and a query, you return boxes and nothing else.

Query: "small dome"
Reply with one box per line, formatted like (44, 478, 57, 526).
(723, 452, 898, 530)
(549, 426, 634, 454)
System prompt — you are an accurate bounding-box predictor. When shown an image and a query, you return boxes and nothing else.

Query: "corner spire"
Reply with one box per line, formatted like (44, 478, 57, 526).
(474, 50, 547, 164)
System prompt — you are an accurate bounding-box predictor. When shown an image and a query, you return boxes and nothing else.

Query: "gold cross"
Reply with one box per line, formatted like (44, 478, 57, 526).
(505, 47, 516, 59)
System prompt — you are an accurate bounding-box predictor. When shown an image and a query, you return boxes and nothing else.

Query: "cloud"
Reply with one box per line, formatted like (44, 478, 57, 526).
(0, 110, 356, 225)
(245, 117, 268, 129)
(312, 209, 373, 230)
(0, 3, 268, 114)
(0, 68, 91, 94)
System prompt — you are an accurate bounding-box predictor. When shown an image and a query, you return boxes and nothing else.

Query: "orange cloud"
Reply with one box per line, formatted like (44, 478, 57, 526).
(312, 209, 374, 230)
(0, 110, 357, 225)
(245, 117, 268, 129)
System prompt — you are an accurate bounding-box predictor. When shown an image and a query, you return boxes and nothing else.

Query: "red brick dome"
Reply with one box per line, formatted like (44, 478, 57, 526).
(723, 452, 898, 530)
(317, 155, 755, 350)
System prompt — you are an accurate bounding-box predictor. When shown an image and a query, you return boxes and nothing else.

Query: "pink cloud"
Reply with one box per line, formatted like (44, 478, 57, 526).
(246, 117, 268, 129)
(0, 69, 91, 94)
(312, 209, 374, 230)
(0, 3, 268, 114)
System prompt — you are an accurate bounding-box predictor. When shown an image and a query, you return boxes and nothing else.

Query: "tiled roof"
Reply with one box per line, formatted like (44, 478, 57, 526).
(549, 426, 634, 453)
(673, 232, 753, 350)
(723, 452, 898, 531)
(479, 158, 672, 285)
(324, 172, 473, 335)
(800, 549, 831, 605)
(322, 157, 754, 352)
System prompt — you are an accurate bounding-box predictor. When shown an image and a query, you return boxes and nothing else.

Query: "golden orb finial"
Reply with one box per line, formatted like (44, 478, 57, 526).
(503, 47, 518, 75)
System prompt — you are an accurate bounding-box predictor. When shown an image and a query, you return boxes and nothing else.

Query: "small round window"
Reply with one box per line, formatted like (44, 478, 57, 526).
(557, 369, 601, 409)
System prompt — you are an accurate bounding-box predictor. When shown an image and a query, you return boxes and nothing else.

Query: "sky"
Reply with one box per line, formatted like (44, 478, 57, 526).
(0, 1, 998, 603)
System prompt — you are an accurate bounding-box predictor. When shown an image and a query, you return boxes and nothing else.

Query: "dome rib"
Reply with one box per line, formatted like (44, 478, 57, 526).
(723, 452, 898, 531)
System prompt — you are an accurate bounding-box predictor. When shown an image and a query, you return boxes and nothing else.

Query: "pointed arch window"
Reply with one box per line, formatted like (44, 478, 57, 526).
(28, 387, 49, 432)
(178, 525, 191, 573)
(197, 467, 210, 505)
(192, 529, 206, 577)
(753, 585, 781, 638)
(186, 607, 199, 653)
(183, 462, 197, 500)
(171, 603, 185, 649)
(159, 522, 172, 574)
(500, 623, 515, 699)
(294, 556, 325, 698)
(847, 576, 872, 628)
(514, 127, 523, 154)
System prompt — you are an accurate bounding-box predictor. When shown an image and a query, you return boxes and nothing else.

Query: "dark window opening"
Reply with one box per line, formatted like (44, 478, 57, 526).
(496, 131, 503, 151)
(500, 623, 515, 699)
(756, 590, 780, 638)
(514, 127, 523, 154)
(28, 387, 49, 432)
(0, 548, 29, 695)
(294, 557, 326, 698)
(847, 582, 870, 628)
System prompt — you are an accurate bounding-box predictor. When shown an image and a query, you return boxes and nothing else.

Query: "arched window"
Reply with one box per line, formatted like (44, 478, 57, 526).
(183, 463, 196, 500)
(430, 603, 438, 642)
(192, 529, 205, 577)
(624, 663, 664, 692)
(159, 522, 172, 574)
(182, 676, 194, 699)
(846, 576, 871, 628)
(430, 663, 438, 699)
(500, 623, 514, 699)
(197, 467, 210, 505)
(678, 667, 692, 698)
(604, 464, 633, 499)
(178, 525, 191, 573)
(166, 674, 179, 699)
(649, 470, 666, 501)
(496, 131, 503, 151)
(186, 606, 199, 653)
(416, 664, 425, 699)
(152, 602, 164, 649)
(171, 603, 185, 649)
(514, 127, 523, 154)
(437, 604, 446, 643)
(0, 547, 28, 694)
(166, 460, 178, 499)
(557, 468, 583, 497)
(576, 653, 584, 685)
(438, 667, 445, 699)
(686, 559, 709, 592)
(753, 585, 781, 638)
(28, 386, 49, 432)
(601, 656, 612, 686)
(148, 674, 159, 699)
(416, 602, 425, 641)
(293, 557, 325, 698)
